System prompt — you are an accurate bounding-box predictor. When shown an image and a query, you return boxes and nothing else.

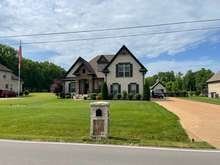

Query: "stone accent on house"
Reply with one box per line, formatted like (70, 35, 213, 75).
(90, 101, 110, 138)
(105, 51, 145, 95)
(63, 45, 147, 96)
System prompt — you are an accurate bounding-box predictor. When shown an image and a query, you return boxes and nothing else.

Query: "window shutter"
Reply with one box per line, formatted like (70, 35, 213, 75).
(118, 84, 121, 93)
(136, 84, 139, 94)
(116, 64, 119, 77)
(110, 85, 113, 94)
(130, 63, 133, 77)
(128, 84, 131, 94)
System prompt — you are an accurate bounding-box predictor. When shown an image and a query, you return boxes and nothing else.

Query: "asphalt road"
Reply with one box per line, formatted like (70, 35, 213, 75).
(0, 140, 219, 165)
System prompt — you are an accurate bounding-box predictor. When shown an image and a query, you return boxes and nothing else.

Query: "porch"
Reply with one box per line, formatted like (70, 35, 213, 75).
(64, 78, 104, 94)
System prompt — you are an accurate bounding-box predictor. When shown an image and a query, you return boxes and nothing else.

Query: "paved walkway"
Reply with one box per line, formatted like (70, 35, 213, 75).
(0, 140, 219, 165)
(155, 98, 220, 149)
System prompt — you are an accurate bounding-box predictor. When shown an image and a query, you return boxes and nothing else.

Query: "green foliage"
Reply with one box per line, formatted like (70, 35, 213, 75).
(89, 93, 97, 100)
(96, 93, 102, 100)
(117, 93, 122, 100)
(0, 44, 65, 91)
(101, 82, 108, 100)
(128, 93, 134, 100)
(143, 79, 150, 100)
(135, 93, 142, 100)
(146, 69, 214, 95)
(122, 90, 128, 100)
(0, 93, 212, 149)
(24, 90, 30, 96)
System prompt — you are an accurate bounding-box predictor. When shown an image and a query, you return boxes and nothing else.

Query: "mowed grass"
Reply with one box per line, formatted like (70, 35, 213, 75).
(184, 96, 220, 105)
(0, 93, 212, 148)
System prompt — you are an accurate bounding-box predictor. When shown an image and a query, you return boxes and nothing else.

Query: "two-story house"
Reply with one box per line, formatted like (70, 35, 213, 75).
(63, 45, 147, 96)
(0, 63, 23, 93)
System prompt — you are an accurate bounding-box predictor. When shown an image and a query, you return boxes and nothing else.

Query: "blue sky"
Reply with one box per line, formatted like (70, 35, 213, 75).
(0, 0, 220, 76)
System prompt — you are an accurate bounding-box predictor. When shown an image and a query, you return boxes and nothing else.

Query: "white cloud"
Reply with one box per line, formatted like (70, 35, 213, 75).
(0, 0, 220, 71)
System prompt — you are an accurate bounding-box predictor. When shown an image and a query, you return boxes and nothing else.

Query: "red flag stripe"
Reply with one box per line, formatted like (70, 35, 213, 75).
(18, 45, 22, 66)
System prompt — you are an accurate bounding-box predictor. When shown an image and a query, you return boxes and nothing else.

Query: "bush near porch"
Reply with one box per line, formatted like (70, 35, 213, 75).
(0, 93, 213, 149)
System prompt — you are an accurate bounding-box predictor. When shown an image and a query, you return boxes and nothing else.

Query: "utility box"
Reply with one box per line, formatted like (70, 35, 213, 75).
(90, 101, 110, 139)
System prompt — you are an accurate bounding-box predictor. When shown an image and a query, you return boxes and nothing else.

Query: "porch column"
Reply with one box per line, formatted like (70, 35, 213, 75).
(89, 78, 93, 93)
(76, 79, 80, 94)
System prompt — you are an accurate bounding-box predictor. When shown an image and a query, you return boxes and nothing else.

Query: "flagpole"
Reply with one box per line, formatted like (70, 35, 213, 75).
(18, 40, 21, 97)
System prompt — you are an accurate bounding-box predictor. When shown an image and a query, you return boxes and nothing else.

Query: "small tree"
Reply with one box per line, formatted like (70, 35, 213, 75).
(50, 80, 63, 96)
(101, 82, 108, 100)
(143, 79, 150, 100)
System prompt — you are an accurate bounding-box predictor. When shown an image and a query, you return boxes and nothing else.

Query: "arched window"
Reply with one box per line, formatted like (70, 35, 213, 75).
(110, 83, 121, 95)
(128, 83, 139, 94)
(96, 109, 102, 117)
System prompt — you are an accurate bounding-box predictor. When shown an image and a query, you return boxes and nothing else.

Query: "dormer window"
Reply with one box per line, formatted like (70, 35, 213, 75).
(116, 63, 132, 77)
(82, 69, 86, 74)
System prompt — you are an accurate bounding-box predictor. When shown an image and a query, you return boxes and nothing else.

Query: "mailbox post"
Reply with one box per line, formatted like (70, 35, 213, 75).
(90, 102, 109, 139)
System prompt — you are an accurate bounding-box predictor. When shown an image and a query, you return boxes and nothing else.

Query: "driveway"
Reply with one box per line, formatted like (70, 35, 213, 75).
(0, 140, 219, 165)
(155, 97, 220, 149)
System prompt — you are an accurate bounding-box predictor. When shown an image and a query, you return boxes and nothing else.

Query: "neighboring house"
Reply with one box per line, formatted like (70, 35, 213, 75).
(63, 45, 147, 96)
(207, 71, 220, 98)
(0, 63, 23, 93)
(150, 80, 166, 97)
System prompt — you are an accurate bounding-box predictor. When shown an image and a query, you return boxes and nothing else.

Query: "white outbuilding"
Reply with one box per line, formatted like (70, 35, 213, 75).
(150, 80, 166, 97)
(207, 71, 220, 98)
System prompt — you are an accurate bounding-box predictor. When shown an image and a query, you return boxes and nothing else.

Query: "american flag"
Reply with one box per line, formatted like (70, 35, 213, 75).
(18, 43, 22, 67)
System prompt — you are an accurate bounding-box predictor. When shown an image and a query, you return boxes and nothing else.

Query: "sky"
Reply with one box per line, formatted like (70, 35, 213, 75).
(0, 0, 220, 76)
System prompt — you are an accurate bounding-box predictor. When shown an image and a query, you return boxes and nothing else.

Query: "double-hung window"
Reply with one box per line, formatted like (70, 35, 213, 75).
(116, 63, 132, 77)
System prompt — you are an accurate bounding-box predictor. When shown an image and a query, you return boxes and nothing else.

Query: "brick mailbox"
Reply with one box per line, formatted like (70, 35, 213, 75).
(90, 102, 110, 139)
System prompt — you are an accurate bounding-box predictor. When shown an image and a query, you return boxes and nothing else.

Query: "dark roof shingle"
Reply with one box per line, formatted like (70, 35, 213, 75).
(89, 55, 114, 78)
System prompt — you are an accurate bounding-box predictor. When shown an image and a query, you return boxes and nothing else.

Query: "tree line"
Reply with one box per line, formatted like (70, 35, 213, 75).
(146, 69, 214, 96)
(0, 44, 65, 91)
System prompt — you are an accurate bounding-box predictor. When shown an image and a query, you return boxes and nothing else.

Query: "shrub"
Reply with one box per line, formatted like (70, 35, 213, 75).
(89, 93, 97, 100)
(195, 91, 201, 96)
(24, 90, 29, 96)
(128, 93, 134, 100)
(189, 91, 195, 96)
(101, 82, 108, 100)
(143, 80, 150, 100)
(122, 90, 128, 100)
(108, 94, 113, 100)
(135, 93, 141, 100)
(96, 93, 102, 100)
(59, 93, 65, 99)
(117, 93, 122, 100)
(65, 93, 71, 98)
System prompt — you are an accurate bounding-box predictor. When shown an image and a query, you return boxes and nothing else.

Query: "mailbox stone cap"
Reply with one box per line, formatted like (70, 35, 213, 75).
(90, 101, 110, 107)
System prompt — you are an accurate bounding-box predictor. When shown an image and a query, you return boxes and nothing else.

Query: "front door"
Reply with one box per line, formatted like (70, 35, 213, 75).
(79, 79, 89, 94)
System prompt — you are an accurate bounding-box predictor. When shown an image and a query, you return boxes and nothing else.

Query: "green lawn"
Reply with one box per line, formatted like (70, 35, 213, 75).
(0, 93, 212, 148)
(184, 96, 220, 105)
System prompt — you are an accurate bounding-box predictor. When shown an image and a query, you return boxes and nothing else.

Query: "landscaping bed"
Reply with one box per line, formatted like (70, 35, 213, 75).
(0, 93, 213, 149)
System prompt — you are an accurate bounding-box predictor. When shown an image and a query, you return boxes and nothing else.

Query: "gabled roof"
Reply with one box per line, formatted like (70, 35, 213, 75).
(150, 80, 166, 90)
(65, 57, 95, 77)
(0, 63, 23, 82)
(89, 55, 114, 78)
(207, 71, 220, 83)
(0, 63, 12, 72)
(103, 45, 147, 73)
